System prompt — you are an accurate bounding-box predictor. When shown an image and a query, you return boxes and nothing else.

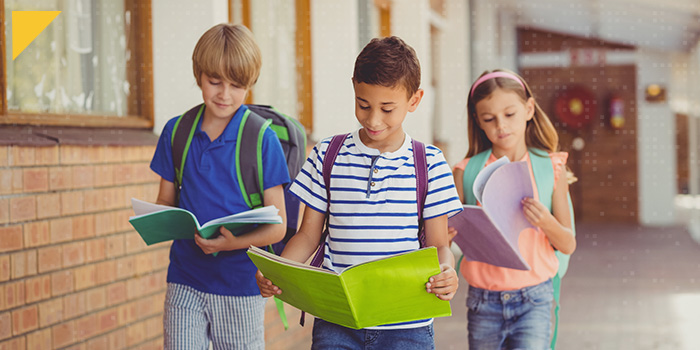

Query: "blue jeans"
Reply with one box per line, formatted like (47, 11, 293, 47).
(311, 318, 434, 350)
(467, 279, 553, 350)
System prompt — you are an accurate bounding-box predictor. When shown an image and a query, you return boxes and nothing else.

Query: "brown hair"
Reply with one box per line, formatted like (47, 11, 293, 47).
(352, 36, 420, 98)
(465, 69, 559, 158)
(192, 24, 262, 89)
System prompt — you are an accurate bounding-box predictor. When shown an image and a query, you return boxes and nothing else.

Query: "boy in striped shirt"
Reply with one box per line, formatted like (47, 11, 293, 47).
(256, 36, 462, 349)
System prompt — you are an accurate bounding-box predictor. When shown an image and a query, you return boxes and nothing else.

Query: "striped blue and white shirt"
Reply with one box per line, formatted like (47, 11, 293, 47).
(289, 130, 462, 330)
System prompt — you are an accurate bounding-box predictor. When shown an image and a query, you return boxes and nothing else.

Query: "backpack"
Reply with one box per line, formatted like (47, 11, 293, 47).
(170, 103, 307, 253)
(462, 148, 575, 350)
(299, 133, 430, 326)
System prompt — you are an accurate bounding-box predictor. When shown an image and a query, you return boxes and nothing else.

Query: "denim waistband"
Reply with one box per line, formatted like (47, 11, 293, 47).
(468, 279, 553, 303)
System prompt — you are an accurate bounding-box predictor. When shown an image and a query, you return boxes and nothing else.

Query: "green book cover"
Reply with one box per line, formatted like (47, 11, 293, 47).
(247, 246, 452, 329)
(129, 198, 282, 245)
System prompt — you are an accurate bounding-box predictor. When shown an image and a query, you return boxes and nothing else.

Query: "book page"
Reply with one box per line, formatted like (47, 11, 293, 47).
(202, 206, 281, 227)
(472, 156, 510, 204)
(481, 161, 534, 239)
(131, 198, 182, 217)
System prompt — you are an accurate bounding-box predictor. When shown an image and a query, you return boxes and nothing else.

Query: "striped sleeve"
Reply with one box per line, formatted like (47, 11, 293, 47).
(423, 146, 463, 220)
(289, 138, 331, 214)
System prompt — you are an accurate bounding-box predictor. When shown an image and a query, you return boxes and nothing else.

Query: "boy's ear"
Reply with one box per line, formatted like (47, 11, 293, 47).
(407, 89, 424, 113)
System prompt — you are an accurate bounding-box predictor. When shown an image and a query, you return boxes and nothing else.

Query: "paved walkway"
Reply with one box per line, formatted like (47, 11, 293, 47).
(434, 223, 700, 349)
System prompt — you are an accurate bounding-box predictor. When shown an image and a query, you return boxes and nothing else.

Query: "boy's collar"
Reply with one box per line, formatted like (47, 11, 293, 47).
(351, 129, 412, 157)
(195, 104, 248, 142)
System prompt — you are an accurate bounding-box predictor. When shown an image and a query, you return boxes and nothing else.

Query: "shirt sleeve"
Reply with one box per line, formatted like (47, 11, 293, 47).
(289, 138, 331, 214)
(423, 146, 464, 220)
(261, 127, 291, 190)
(149, 117, 178, 182)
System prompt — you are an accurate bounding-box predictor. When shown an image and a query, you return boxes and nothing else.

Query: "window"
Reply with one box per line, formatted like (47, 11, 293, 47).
(1, 0, 153, 127)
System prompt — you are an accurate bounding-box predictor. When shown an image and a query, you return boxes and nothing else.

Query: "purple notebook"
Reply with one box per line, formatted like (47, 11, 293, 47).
(449, 159, 534, 270)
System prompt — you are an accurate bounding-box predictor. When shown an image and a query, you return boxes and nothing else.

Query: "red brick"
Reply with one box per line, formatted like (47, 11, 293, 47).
(11, 250, 37, 279)
(49, 217, 73, 244)
(52, 320, 76, 348)
(72, 166, 95, 189)
(60, 191, 84, 216)
(75, 313, 99, 341)
(115, 256, 135, 280)
(10, 196, 36, 223)
(83, 190, 103, 213)
(94, 165, 115, 187)
(106, 282, 127, 306)
(24, 221, 50, 248)
(126, 319, 147, 346)
(0, 147, 7, 167)
(51, 270, 74, 296)
(12, 305, 38, 335)
(3, 281, 25, 310)
(24, 275, 51, 303)
(95, 212, 116, 236)
(114, 209, 133, 231)
(60, 145, 85, 165)
(134, 252, 155, 275)
(34, 146, 59, 166)
(72, 215, 95, 239)
(0, 170, 11, 196)
(36, 193, 61, 219)
(84, 238, 106, 263)
(23, 168, 49, 193)
(38, 246, 62, 273)
(0, 256, 9, 282)
(74, 265, 96, 290)
(0, 336, 25, 350)
(25, 328, 52, 350)
(11, 169, 23, 194)
(85, 334, 108, 349)
(95, 260, 116, 285)
(106, 234, 125, 257)
(98, 308, 119, 333)
(0, 199, 8, 225)
(108, 328, 127, 349)
(49, 167, 72, 191)
(38, 298, 63, 327)
(62, 242, 85, 268)
(62, 292, 86, 320)
(0, 226, 23, 253)
(86, 287, 106, 312)
(0, 312, 10, 340)
(10, 146, 35, 166)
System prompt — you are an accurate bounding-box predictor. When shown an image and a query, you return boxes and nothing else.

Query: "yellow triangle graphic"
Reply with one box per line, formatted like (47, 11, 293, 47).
(12, 11, 61, 60)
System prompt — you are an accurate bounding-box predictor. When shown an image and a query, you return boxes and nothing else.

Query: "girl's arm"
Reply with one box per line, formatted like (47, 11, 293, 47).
(195, 184, 288, 254)
(423, 214, 459, 301)
(521, 165, 576, 254)
(155, 178, 177, 206)
(256, 204, 326, 297)
(453, 168, 465, 203)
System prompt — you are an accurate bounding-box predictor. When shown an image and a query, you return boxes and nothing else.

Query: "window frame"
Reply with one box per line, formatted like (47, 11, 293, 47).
(0, 0, 154, 128)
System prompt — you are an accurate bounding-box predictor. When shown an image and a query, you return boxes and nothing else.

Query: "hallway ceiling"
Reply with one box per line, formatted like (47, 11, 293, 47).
(504, 0, 700, 52)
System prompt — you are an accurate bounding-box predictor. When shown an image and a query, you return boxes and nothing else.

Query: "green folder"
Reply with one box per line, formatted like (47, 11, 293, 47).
(248, 246, 452, 329)
(129, 198, 282, 245)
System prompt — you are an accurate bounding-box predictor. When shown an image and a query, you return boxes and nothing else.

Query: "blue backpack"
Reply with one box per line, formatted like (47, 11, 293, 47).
(462, 148, 575, 350)
(170, 103, 307, 253)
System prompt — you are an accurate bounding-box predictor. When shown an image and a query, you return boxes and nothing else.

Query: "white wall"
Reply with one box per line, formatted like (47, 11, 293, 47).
(636, 49, 677, 225)
(151, 0, 228, 134)
(435, 0, 470, 165)
(308, 0, 359, 142)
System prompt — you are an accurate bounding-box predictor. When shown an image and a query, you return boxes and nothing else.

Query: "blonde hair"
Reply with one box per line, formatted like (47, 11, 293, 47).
(465, 69, 559, 158)
(192, 24, 262, 89)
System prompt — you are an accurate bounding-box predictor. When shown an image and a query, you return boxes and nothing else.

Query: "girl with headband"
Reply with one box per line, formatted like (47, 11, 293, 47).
(451, 69, 577, 349)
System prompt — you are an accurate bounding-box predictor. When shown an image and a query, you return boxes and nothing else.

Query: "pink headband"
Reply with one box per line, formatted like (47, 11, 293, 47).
(470, 72, 526, 98)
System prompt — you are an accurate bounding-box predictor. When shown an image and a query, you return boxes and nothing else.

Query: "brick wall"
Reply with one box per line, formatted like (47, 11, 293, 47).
(519, 28, 639, 223)
(0, 133, 313, 349)
(0, 142, 167, 350)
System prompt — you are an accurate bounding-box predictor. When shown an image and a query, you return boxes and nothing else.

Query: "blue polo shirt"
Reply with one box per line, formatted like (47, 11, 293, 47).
(150, 105, 290, 296)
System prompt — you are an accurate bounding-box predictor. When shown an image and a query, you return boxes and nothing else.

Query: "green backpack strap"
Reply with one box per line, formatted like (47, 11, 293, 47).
(529, 148, 575, 350)
(462, 149, 491, 205)
(171, 104, 205, 206)
(236, 109, 272, 209)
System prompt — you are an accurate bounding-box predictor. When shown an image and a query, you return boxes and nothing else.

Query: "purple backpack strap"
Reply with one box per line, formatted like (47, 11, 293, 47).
(412, 139, 428, 247)
(301, 133, 349, 326)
